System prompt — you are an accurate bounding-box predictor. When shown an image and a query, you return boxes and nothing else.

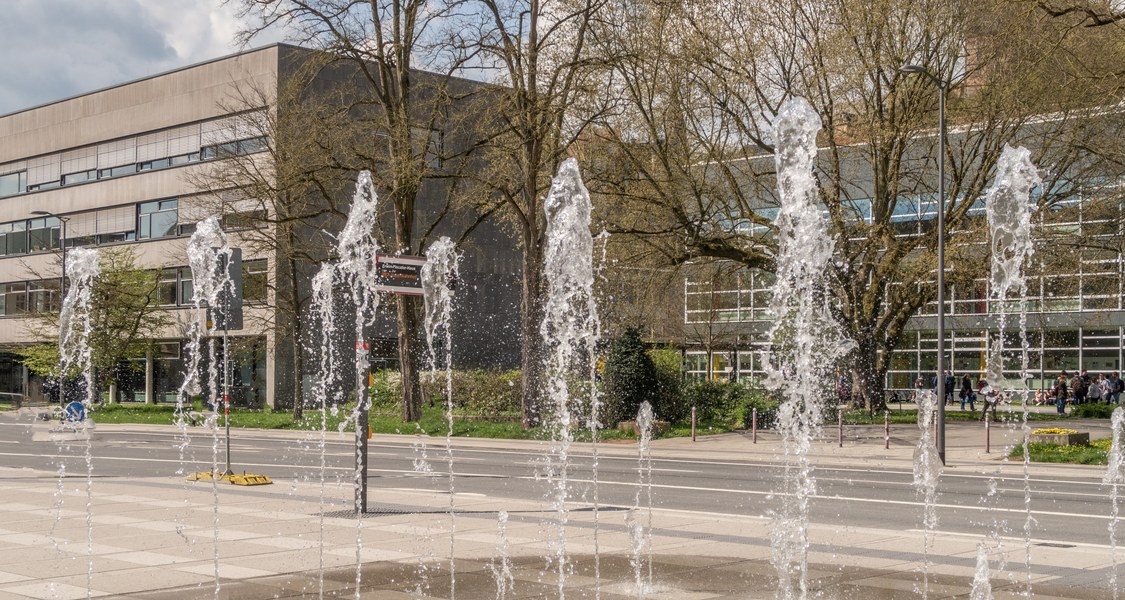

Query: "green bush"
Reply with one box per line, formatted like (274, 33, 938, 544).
(1071, 403, 1117, 419)
(369, 370, 402, 409)
(649, 347, 687, 423)
(744, 395, 781, 430)
(602, 328, 658, 426)
(683, 380, 755, 427)
(419, 369, 522, 416)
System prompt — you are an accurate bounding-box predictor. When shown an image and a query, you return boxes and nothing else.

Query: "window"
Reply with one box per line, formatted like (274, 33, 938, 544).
(96, 231, 135, 245)
(243, 259, 267, 303)
(61, 169, 97, 186)
(138, 199, 179, 239)
(0, 171, 26, 197)
(221, 210, 266, 231)
(97, 164, 137, 179)
(27, 180, 60, 192)
(170, 152, 199, 166)
(0, 283, 27, 316)
(157, 268, 179, 306)
(159, 267, 196, 306)
(178, 267, 194, 305)
(200, 136, 269, 160)
(0, 222, 27, 256)
(138, 158, 171, 171)
(27, 218, 60, 252)
(27, 280, 60, 314)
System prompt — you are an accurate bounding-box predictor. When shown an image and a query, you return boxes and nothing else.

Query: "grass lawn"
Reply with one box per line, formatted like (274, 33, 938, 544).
(1009, 438, 1112, 465)
(844, 408, 1070, 425)
(89, 402, 637, 441)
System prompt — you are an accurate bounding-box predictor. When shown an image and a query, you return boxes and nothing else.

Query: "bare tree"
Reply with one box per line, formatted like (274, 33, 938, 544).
(456, 0, 613, 426)
(230, 0, 474, 421)
(586, 0, 1125, 410)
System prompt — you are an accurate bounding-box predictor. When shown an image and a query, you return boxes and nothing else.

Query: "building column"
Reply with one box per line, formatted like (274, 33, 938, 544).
(145, 347, 155, 404)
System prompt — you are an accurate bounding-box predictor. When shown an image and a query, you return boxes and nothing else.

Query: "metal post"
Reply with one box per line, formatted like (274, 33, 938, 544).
(223, 328, 233, 476)
(884, 410, 890, 450)
(901, 65, 949, 466)
(936, 83, 947, 466)
(356, 339, 369, 515)
(985, 412, 991, 454)
(838, 407, 844, 447)
(59, 218, 67, 301)
(691, 406, 697, 442)
(752, 408, 758, 444)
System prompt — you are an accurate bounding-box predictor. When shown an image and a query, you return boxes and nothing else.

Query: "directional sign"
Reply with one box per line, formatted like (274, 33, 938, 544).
(373, 255, 425, 295)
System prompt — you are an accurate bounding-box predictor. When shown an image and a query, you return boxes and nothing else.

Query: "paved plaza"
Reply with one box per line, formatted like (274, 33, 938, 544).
(0, 406, 1119, 599)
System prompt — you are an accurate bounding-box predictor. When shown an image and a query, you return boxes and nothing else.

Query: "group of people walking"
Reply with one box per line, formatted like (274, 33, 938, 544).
(911, 367, 1124, 419)
(912, 371, 1003, 421)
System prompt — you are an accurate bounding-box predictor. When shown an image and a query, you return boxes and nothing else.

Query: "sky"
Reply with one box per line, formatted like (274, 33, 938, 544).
(0, 0, 285, 116)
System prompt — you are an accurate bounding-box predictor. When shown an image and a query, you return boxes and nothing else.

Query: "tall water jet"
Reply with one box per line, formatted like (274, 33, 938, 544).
(630, 401, 655, 598)
(490, 510, 515, 599)
(309, 171, 383, 598)
(764, 96, 852, 600)
(913, 389, 942, 598)
(183, 215, 235, 597)
(55, 247, 100, 598)
(540, 157, 601, 598)
(1105, 407, 1125, 600)
(969, 543, 992, 600)
(422, 236, 461, 598)
(985, 144, 1040, 593)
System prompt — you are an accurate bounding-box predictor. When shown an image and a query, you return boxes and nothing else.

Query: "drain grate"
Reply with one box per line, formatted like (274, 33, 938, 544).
(1035, 542, 1077, 548)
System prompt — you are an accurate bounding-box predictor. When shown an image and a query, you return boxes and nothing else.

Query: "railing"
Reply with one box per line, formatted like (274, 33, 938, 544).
(0, 392, 27, 408)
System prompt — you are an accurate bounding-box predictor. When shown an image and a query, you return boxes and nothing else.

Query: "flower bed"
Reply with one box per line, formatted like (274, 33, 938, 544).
(1030, 428, 1089, 446)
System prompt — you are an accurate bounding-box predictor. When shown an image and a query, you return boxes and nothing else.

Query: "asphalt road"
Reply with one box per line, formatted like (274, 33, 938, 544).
(0, 415, 1115, 549)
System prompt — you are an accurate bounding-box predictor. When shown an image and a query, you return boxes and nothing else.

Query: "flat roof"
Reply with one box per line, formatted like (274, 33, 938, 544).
(0, 43, 295, 121)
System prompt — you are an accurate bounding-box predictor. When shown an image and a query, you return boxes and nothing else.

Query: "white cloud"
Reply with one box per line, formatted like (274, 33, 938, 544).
(0, 0, 285, 116)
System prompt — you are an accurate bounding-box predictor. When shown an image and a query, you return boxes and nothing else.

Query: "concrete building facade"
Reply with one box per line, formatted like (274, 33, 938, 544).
(0, 44, 522, 407)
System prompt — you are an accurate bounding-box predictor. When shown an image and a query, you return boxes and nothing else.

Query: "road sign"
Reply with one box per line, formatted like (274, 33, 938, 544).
(209, 248, 243, 330)
(373, 255, 425, 295)
(63, 401, 86, 423)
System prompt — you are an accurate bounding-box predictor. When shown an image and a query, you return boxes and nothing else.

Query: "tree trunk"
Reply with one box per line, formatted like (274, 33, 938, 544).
(847, 335, 886, 413)
(520, 237, 544, 428)
(291, 331, 304, 419)
(398, 295, 423, 422)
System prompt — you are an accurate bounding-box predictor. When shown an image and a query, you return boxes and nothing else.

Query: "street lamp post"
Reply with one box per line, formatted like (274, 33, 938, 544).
(901, 64, 948, 465)
(30, 211, 69, 302)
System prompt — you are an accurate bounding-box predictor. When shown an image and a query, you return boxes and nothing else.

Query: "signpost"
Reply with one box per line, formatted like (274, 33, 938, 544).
(373, 255, 425, 295)
(355, 254, 425, 514)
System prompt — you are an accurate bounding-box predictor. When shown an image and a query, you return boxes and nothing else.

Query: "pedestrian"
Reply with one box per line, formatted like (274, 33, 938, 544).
(1072, 371, 1087, 405)
(959, 373, 975, 411)
(944, 370, 956, 405)
(1111, 372, 1124, 405)
(1089, 374, 1105, 403)
(1054, 373, 1069, 415)
(980, 388, 1000, 422)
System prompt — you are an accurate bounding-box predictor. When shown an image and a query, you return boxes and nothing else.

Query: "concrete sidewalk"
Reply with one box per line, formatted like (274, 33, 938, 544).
(0, 406, 1120, 599)
(0, 465, 1117, 599)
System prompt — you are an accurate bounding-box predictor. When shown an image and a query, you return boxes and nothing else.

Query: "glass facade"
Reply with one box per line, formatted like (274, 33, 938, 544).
(684, 190, 1125, 391)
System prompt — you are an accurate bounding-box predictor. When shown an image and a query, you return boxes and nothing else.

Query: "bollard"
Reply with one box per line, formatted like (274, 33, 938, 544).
(884, 410, 890, 450)
(985, 412, 990, 454)
(752, 408, 758, 444)
(838, 407, 844, 448)
(691, 406, 697, 442)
